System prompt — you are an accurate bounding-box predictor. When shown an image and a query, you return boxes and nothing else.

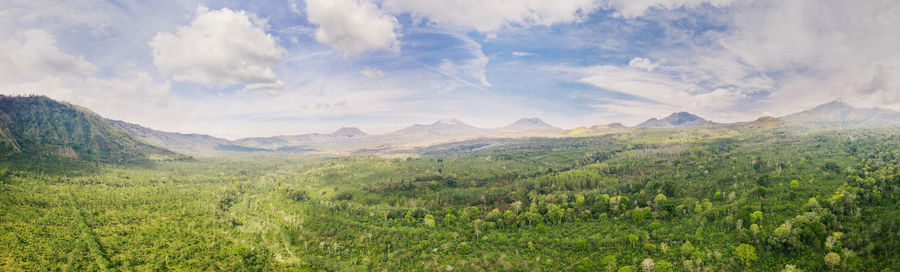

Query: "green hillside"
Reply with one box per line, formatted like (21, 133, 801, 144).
(0, 95, 185, 163)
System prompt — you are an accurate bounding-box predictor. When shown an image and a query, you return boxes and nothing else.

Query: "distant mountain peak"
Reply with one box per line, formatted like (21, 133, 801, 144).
(815, 100, 852, 109)
(435, 118, 465, 126)
(331, 127, 368, 137)
(781, 100, 900, 125)
(637, 112, 709, 128)
(666, 111, 702, 120)
(516, 117, 545, 123)
(386, 118, 482, 138)
(502, 117, 555, 131)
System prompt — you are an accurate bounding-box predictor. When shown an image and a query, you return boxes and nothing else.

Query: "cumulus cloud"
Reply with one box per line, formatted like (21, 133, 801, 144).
(306, 0, 400, 56)
(0, 29, 97, 85)
(382, 0, 600, 33)
(149, 6, 285, 90)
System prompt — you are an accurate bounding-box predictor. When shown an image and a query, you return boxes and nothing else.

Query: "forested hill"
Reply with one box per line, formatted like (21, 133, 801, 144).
(0, 95, 184, 162)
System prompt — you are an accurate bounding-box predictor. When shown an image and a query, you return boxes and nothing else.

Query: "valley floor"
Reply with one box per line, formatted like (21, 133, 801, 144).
(1, 126, 899, 271)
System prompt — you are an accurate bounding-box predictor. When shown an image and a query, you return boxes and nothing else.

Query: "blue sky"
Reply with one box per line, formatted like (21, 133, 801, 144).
(2, 0, 899, 139)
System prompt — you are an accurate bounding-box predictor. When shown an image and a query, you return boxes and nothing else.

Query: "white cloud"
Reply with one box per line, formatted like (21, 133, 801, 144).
(438, 57, 489, 87)
(306, 0, 401, 56)
(446, 32, 491, 86)
(360, 67, 384, 78)
(694, 0, 900, 113)
(149, 6, 285, 90)
(0, 0, 115, 34)
(2, 71, 173, 121)
(605, 0, 737, 18)
(627, 57, 661, 72)
(382, 0, 601, 33)
(567, 0, 900, 121)
(512, 51, 534, 57)
(573, 63, 733, 107)
(0, 29, 97, 85)
(552, 56, 753, 122)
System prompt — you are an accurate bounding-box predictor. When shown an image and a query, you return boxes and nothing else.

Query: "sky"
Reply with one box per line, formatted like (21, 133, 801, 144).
(2, 0, 899, 139)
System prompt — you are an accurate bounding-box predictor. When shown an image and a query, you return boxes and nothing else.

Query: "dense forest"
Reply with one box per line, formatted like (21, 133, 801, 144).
(2, 125, 898, 271)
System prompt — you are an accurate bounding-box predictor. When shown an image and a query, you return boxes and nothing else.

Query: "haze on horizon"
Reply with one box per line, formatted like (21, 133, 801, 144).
(2, 0, 899, 139)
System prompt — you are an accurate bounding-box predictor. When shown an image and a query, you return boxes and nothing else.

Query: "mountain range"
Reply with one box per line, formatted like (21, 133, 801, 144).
(0, 96, 183, 162)
(781, 100, 900, 125)
(2, 94, 899, 159)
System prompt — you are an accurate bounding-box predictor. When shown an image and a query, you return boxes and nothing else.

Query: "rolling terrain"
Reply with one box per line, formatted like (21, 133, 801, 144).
(4, 96, 900, 160)
(1, 95, 900, 271)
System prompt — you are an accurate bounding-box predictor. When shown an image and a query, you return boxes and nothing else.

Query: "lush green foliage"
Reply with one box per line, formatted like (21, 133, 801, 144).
(2, 126, 900, 271)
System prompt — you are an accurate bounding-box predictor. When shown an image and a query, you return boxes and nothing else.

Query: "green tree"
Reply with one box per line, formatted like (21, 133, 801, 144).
(503, 210, 517, 228)
(789, 180, 800, 199)
(735, 243, 757, 266)
(486, 208, 502, 222)
(655, 260, 674, 272)
(443, 212, 457, 226)
(756, 174, 771, 186)
(641, 258, 654, 272)
(681, 241, 694, 256)
(404, 211, 417, 225)
(628, 234, 640, 247)
(600, 255, 617, 272)
(632, 207, 645, 224)
(824, 252, 840, 269)
(576, 257, 594, 272)
(523, 211, 542, 226)
(750, 211, 763, 224)
(654, 193, 667, 207)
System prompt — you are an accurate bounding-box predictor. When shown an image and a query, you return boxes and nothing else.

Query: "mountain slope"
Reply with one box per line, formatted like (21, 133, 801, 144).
(0, 95, 183, 162)
(567, 123, 628, 136)
(728, 116, 782, 129)
(112, 120, 232, 156)
(233, 127, 371, 150)
(780, 100, 900, 125)
(636, 112, 711, 128)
